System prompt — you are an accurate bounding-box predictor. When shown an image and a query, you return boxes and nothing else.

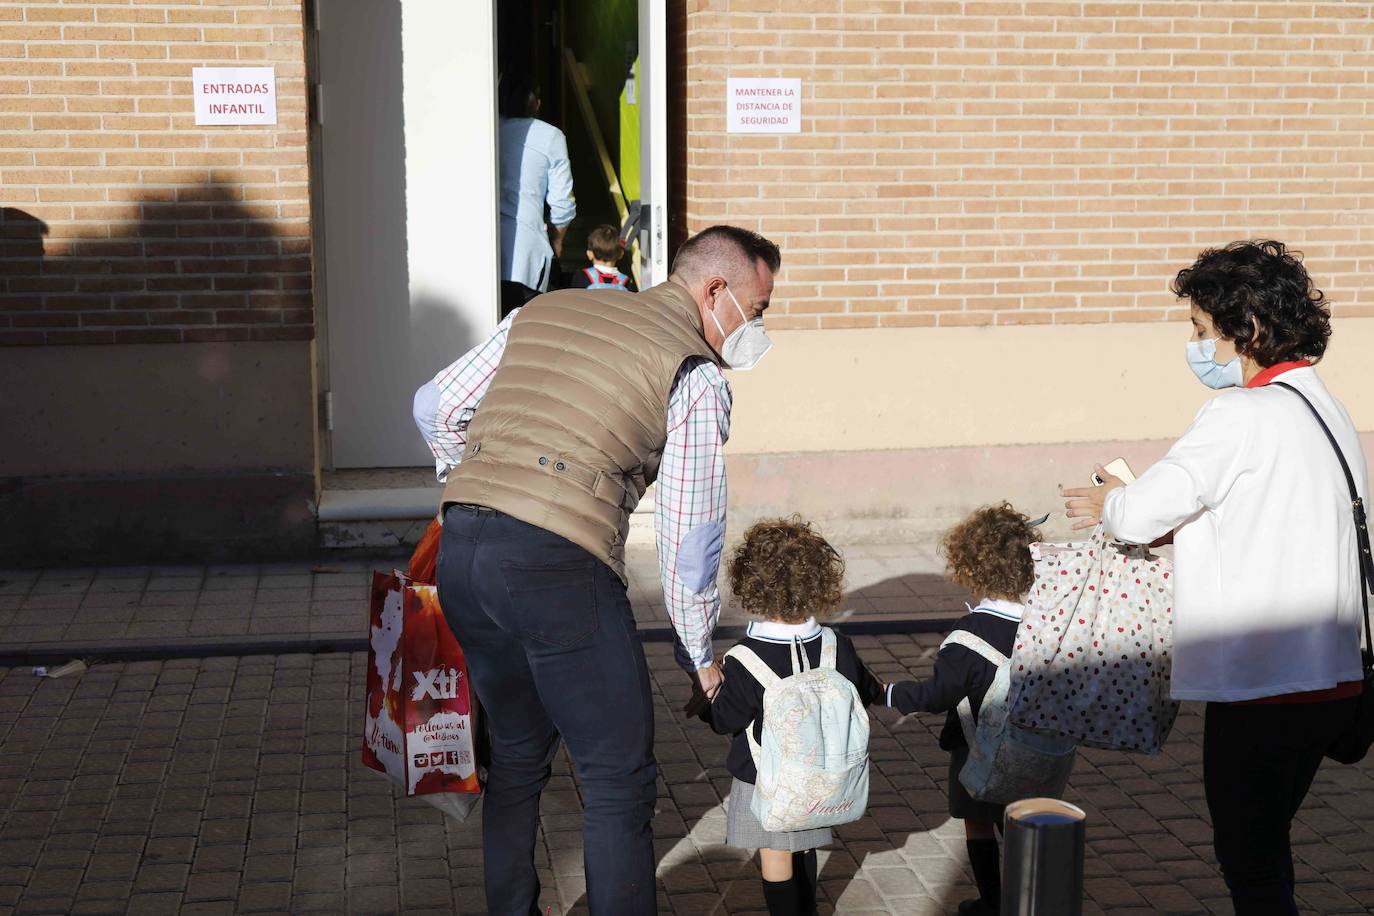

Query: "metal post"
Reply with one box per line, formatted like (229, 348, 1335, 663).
(1001, 798, 1086, 916)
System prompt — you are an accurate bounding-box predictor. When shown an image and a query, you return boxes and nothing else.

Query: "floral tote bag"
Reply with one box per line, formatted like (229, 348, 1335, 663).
(1007, 526, 1180, 754)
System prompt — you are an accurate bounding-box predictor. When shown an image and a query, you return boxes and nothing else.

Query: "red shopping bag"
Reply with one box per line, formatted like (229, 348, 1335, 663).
(362, 571, 482, 806)
(407, 515, 443, 584)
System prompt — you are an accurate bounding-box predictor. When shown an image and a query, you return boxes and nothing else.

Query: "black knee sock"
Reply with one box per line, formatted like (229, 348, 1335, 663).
(763, 877, 801, 916)
(966, 838, 1002, 907)
(791, 850, 818, 914)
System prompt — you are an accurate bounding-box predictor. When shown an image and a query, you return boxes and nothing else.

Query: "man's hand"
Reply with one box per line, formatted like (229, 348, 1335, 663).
(1063, 465, 1125, 531)
(549, 223, 569, 259)
(696, 661, 724, 700)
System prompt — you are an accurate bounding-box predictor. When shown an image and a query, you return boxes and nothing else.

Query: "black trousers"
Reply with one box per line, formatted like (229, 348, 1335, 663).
(500, 280, 540, 319)
(1203, 695, 1359, 915)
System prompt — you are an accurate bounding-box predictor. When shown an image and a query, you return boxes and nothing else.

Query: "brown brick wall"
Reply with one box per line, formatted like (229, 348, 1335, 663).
(0, 0, 311, 345)
(681, 1, 1374, 330)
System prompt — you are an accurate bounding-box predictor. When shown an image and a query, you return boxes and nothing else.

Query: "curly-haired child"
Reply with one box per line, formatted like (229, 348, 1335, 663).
(701, 517, 886, 916)
(885, 503, 1044, 916)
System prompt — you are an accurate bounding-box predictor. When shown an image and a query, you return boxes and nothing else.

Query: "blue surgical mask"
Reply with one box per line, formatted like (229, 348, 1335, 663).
(1186, 337, 1243, 389)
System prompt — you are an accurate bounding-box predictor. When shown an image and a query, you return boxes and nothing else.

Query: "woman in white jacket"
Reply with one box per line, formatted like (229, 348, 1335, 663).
(1064, 240, 1368, 916)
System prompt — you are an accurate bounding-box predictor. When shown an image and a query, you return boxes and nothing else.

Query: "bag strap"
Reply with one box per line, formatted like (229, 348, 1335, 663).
(724, 645, 781, 690)
(1271, 381, 1373, 665)
(723, 645, 780, 766)
(941, 629, 1009, 667)
(819, 627, 838, 669)
(944, 630, 1009, 748)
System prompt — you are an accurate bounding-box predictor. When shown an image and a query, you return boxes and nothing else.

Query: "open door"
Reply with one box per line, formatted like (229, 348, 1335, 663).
(313, 0, 500, 469)
(637, 0, 669, 287)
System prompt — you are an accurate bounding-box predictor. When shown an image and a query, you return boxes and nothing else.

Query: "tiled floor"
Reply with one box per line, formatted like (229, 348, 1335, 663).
(1, 639, 1371, 915)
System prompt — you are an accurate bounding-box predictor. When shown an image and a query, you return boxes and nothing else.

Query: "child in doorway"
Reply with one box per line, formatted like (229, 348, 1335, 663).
(884, 503, 1044, 916)
(701, 517, 886, 916)
(569, 224, 637, 291)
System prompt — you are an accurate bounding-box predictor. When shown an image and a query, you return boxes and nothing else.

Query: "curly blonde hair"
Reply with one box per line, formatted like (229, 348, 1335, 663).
(941, 502, 1039, 601)
(729, 516, 845, 623)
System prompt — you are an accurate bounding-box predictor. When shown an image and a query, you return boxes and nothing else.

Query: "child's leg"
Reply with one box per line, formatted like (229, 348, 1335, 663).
(963, 818, 1002, 913)
(791, 849, 818, 915)
(760, 848, 801, 915)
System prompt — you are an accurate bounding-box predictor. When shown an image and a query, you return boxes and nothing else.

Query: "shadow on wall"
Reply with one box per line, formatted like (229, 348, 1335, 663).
(0, 188, 317, 565)
(0, 180, 312, 346)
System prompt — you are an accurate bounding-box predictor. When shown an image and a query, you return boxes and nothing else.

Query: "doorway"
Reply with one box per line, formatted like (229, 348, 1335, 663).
(310, 0, 669, 473)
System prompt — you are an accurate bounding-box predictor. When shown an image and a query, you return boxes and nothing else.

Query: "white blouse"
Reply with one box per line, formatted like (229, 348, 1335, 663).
(1102, 366, 1369, 702)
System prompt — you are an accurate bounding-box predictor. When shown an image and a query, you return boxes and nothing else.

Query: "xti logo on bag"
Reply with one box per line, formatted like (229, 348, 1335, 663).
(411, 666, 466, 701)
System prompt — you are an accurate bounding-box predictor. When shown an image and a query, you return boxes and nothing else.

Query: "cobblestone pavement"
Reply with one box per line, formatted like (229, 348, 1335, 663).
(2, 635, 1373, 915)
(0, 541, 971, 657)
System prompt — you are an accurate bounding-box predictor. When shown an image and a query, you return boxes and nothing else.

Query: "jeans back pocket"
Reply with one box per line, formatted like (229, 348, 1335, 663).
(499, 558, 599, 648)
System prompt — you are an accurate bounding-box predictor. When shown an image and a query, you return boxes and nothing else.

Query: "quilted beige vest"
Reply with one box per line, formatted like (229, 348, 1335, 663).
(440, 281, 719, 581)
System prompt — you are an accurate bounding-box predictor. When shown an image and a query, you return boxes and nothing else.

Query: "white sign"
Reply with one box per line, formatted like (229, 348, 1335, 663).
(727, 78, 801, 134)
(193, 67, 277, 126)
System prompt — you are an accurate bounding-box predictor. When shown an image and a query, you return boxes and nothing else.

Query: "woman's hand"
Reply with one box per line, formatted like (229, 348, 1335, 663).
(1062, 466, 1125, 531)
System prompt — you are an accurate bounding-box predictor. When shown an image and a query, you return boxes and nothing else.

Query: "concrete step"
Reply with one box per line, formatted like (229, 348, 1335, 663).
(318, 484, 656, 550)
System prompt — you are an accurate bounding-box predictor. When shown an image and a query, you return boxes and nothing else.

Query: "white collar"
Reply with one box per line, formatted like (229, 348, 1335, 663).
(747, 617, 821, 642)
(968, 598, 1025, 621)
(591, 263, 620, 273)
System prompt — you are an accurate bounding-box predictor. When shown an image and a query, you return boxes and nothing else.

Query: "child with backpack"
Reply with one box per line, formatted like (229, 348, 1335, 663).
(568, 224, 637, 291)
(886, 503, 1073, 916)
(702, 517, 886, 916)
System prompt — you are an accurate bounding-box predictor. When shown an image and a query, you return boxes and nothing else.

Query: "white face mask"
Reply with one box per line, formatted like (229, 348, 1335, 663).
(1185, 337, 1243, 389)
(709, 286, 772, 370)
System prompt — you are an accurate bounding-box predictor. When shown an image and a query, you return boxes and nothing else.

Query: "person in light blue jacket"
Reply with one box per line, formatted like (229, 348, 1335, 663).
(498, 73, 575, 318)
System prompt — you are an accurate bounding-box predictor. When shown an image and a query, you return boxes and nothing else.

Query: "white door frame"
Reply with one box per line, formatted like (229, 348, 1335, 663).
(638, 0, 669, 286)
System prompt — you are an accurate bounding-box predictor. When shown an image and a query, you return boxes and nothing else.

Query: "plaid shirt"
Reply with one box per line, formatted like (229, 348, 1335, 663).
(419, 309, 731, 669)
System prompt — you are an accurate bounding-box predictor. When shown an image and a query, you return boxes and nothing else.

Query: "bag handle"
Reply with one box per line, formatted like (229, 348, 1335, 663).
(1271, 381, 1373, 667)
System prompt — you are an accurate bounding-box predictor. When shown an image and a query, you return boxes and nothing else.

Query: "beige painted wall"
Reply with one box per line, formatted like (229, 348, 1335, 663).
(726, 317, 1374, 455)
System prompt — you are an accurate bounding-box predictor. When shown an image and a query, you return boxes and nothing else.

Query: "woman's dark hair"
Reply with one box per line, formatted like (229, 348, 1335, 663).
(729, 516, 844, 623)
(1171, 240, 1331, 366)
(941, 503, 1039, 602)
(498, 73, 538, 118)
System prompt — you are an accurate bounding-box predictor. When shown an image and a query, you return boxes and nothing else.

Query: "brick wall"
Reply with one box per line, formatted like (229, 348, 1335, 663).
(682, 1, 1374, 330)
(0, 0, 311, 345)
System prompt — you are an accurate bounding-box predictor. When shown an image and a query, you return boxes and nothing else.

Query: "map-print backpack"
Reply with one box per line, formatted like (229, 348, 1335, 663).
(1008, 526, 1180, 754)
(725, 628, 870, 831)
(944, 629, 1077, 805)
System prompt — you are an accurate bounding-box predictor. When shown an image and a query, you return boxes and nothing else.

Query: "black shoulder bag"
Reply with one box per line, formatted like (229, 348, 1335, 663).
(1273, 381, 1374, 764)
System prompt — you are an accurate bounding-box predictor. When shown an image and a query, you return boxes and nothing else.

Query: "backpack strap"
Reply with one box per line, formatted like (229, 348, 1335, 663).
(583, 267, 598, 284)
(943, 631, 1007, 752)
(724, 645, 781, 691)
(723, 645, 780, 766)
(940, 629, 1008, 667)
(819, 627, 838, 669)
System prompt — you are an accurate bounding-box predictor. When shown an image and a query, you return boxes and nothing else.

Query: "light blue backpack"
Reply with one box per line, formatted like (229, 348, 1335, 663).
(725, 628, 870, 831)
(943, 630, 1077, 804)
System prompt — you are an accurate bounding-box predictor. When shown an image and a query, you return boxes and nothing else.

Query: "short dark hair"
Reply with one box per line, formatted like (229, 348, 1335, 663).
(729, 516, 845, 623)
(587, 225, 622, 262)
(498, 73, 537, 118)
(670, 225, 781, 284)
(1171, 240, 1331, 366)
(941, 503, 1039, 602)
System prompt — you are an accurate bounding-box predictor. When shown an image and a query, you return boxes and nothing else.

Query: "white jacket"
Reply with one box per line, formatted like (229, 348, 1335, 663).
(1103, 365, 1369, 702)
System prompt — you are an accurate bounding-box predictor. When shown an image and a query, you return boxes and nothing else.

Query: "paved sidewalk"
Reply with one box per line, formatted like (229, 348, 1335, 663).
(1, 637, 1372, 915)
(0, 541, 971, 659)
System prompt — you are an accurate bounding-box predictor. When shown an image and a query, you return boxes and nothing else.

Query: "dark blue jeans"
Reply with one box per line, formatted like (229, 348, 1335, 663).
(436, 505, 657, 916)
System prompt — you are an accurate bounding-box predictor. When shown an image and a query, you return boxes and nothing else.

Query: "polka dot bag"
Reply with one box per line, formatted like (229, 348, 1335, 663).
(1006, 525, 1180, 754)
